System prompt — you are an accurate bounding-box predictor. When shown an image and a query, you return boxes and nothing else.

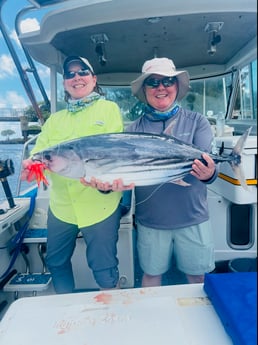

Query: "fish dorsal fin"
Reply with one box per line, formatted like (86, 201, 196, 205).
(163, 117, 178, 136)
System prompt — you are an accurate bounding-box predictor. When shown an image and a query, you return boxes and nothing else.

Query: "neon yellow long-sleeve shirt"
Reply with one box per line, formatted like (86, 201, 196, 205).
(31, 99, 123, 227)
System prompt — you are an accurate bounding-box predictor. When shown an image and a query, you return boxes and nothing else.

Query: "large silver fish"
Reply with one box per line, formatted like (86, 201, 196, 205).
(32, 128, 251, 188)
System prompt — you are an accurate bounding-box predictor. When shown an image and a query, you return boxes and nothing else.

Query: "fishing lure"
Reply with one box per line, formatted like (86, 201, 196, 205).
(27, 161, 49, 187)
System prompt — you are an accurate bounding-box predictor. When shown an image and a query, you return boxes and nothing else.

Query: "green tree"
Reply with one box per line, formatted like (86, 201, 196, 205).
(1, 129, 15, 141)
(24, 102, 51, 122)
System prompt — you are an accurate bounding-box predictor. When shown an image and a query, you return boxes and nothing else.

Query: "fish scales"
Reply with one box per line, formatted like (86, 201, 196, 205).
(32, 129, 251, 188)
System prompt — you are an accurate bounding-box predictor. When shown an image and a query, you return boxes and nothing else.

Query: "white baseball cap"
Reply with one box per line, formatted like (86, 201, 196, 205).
(63, 56, 94, 74)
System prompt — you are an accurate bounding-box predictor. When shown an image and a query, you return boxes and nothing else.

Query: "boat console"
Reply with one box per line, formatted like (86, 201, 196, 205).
(0, 198, 31, 238)
(207, 134, 257, 261)
(209, 135, 257, 204)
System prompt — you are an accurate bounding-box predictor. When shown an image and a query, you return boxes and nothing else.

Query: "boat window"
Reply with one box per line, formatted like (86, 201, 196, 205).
(232, 60, 257, 121)
(55, 80, 138, 126)
(55, 59, 257, 130)
(102, 75, 233, 126)
(180, 74, 232, 118)
(228, 203, 254, 249)
(102, 87, 138, 127)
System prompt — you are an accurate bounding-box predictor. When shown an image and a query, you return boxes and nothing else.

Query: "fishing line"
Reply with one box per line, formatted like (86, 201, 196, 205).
(134, 181, 169, 206)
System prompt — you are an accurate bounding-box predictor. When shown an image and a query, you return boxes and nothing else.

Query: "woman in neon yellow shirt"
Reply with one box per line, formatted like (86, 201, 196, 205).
(21, 56, 126, 293)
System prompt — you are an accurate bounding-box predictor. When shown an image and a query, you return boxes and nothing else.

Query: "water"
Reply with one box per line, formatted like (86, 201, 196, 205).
(0, 122, 22, 140)
(0, 144, 24, 202)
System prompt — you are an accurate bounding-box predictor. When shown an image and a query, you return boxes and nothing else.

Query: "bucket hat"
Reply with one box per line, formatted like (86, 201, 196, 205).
(131, 57, 190, 103)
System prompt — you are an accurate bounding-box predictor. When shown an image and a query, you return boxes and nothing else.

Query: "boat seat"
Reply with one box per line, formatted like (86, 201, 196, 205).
(3, 228, 51, 299)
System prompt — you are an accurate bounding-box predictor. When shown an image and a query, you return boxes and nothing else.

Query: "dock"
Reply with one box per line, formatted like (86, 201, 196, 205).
(0, 108, 25, 122)
(0, 117, 21, 122)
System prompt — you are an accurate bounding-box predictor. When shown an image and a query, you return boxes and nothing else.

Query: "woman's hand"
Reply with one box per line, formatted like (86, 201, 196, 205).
(190, 153, 216, 181)
(80, 177, 134, 192)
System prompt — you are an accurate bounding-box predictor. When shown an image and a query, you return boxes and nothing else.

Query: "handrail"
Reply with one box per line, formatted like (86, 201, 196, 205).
(16, 135, 39, 196)
(15, 7, 51, 115)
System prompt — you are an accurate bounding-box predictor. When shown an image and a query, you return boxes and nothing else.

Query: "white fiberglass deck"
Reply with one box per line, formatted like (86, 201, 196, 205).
(0, 283, 232, 345)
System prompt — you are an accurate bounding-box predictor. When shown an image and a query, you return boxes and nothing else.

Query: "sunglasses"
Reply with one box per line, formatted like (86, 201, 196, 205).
(144, 76, 177, 88)
(63, 69, 91, 80)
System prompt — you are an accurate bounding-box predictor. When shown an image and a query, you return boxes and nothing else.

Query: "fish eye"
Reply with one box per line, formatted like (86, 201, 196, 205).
(44, 154, 51, 161)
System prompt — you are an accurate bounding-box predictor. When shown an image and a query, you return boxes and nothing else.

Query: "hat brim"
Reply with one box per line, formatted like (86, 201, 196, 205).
(131, 70, 190, 103)
(63, 56, 94, 74)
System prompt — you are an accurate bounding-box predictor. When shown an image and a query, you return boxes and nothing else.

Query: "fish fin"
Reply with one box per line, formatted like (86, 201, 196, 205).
(232, 164, 249, 191)
(232, 126, 252, 155)
(163, 118, 177, 136)
(228, 127, 252, 191)
(171, 179, 191, 187)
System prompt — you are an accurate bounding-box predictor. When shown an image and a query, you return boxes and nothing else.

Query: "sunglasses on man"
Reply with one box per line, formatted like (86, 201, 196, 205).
(63, 69, 91, 80)
(144, 76, 177, 88)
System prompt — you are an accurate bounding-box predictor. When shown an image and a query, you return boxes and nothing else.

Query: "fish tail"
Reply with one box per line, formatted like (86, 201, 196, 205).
(227, 127, 252, 190)
(231, 163, 248, 190)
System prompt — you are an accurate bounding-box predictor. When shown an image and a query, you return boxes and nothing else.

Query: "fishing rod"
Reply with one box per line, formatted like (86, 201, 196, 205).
(0, 159, 16, 210)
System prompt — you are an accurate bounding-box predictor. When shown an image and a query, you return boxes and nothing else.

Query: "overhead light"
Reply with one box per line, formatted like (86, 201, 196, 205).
(91, 33, 109, 66)
(204, 22, 224, 56)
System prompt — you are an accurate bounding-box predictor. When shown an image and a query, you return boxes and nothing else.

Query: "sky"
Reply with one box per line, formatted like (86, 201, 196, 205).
(0, 0, 50, 138)
(0, 0, 50, 109)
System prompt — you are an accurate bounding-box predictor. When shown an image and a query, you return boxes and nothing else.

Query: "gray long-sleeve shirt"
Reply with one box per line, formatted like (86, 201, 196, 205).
(126, 107, 217, 230)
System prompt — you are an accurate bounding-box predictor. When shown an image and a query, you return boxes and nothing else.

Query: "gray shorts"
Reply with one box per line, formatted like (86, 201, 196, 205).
(136, 221, 215, 276)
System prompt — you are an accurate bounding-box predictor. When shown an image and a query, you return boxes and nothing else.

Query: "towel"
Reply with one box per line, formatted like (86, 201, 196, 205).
(204, 272, 257, 345)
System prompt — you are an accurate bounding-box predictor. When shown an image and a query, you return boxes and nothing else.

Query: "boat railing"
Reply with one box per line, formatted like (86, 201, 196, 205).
(16, 135, 39, 197)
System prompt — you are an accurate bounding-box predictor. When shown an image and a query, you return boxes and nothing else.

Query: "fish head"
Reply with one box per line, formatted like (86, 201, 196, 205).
(32, 148, 85, 179)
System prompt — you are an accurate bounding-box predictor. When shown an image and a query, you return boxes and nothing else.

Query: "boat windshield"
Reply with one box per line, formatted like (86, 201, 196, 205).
(54, 63, 257, 132)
